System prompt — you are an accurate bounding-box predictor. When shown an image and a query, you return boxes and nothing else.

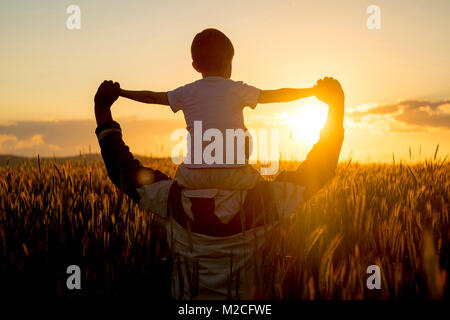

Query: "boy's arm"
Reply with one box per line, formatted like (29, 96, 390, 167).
(275, 78, 345, 200)
(258, 87, 316, 104)
(120, 89, 169, 105)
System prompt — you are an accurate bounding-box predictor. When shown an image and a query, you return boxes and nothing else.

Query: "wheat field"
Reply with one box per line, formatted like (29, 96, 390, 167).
(0, 155, 448, 299)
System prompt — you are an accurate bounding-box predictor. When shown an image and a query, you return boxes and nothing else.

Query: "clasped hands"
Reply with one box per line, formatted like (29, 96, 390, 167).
(313, 77, 345, 107)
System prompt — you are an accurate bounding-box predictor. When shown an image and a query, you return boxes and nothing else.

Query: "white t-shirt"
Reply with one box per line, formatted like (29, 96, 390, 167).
(167, 77, 260, 168)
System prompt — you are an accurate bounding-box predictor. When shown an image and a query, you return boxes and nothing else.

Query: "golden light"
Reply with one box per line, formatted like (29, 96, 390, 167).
(287, 99, 328, 144)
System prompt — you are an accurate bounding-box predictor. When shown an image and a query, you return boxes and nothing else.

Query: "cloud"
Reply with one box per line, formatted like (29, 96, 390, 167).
(0, 133, 62, 156)
(349, 99, 450, 130)
(0, 134, 52, 150)
(0, 118, 184, 157)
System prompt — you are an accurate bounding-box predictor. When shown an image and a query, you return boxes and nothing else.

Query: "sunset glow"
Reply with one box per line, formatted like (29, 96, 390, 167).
(286, 100, 328, 144)
(0, 0, 449, 161)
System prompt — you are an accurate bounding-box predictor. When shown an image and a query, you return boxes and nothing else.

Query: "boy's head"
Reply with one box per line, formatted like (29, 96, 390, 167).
(191, 28, 234, 78)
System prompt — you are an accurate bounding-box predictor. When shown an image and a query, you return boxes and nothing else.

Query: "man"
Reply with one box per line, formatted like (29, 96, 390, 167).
(94, 77, 345, 299)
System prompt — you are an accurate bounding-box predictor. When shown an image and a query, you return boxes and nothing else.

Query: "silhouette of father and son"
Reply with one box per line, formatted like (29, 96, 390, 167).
(94, 28, 345, 299)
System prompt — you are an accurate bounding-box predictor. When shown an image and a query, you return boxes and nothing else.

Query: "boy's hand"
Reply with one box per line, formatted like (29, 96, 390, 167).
(314, 77, 344, 106)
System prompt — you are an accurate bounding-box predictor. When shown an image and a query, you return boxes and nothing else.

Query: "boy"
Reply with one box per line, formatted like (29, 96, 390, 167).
(119, 28, 318, 191)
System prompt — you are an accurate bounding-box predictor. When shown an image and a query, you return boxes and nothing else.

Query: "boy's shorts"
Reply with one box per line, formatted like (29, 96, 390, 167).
(172, 164, 264, 224)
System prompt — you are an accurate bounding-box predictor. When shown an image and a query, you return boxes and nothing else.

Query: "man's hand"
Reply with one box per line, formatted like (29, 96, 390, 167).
(314, 77, 344, 106)
(94, 80, 120, 125)
(94, 80, 120, 109)
(314, 77, 345, 131)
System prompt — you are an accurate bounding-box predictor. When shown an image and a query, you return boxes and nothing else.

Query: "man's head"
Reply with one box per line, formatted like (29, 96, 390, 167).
(191, 28, 234, 78)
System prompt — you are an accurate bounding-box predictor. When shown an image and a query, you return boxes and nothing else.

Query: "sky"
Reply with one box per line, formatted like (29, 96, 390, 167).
(0, 0, 449, 162)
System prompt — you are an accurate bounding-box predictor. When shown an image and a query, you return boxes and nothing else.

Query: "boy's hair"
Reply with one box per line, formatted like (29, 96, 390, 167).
(191, 28, 234, 73)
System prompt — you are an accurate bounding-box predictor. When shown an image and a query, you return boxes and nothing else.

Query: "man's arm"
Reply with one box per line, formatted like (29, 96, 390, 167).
(120, 89, 169, 105)
(275, 78, 345, 200)
(94, 81, 170, 203)
(258, 87, 315, 104)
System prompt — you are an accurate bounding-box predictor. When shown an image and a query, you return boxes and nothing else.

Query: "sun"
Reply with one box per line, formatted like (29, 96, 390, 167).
(287, 99, 328, 144)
